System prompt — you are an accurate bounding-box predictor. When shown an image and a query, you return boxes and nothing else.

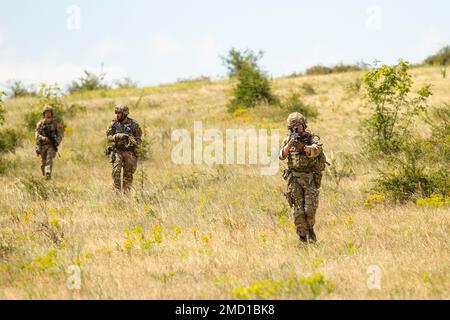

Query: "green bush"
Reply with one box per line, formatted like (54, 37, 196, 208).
(5, 80, 36, 98)
(375, 141, 449, 202)
(0, 128, 19, 153)
(0, 91, 5, 125)
(222, 48, 263, 77)
(281, 91, 318, 119)
(305, 63, 363, 76)
(423, 46, 450, 66)
(373, 105, 449, 202)
(423, 46, 450, 78)
(114, 77, 138, 89)
(68, 69, 109, 94)
(361, 60, 431, 157)
(24, 110, 43, 131)
(223, 49, 278, 112)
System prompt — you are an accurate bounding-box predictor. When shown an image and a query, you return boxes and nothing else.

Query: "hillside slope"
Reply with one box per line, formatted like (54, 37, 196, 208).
(0, 66, 448, 299)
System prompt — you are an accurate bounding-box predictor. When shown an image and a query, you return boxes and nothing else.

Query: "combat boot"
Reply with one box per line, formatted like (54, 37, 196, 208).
(307, 228, 317, 243)
(45, 172, 51, 180)
(299, 235, 308, 243)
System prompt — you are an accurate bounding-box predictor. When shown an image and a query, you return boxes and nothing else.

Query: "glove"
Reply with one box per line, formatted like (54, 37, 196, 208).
(114, 133, 128, 141)
(40, 136, 50, 143)
(127, 135, 137, 147)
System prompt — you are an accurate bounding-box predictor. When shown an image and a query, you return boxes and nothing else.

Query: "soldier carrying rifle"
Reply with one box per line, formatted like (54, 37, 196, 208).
(35, 106, 64, 180)
(106, 105, 142, 193)
(279, 112, 328, 244)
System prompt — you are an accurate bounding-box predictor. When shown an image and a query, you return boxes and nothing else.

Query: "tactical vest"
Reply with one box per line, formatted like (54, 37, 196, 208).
(37, 120, 59, 146)
(287, 133, 326, 173)
(112, 120, 138, 152)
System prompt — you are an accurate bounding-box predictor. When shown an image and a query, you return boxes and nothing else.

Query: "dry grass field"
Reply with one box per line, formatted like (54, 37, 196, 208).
(0, 66, 448, 299)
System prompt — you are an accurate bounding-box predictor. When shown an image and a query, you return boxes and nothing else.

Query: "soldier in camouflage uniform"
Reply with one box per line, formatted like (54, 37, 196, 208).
(106, 105, 142, 192)
(35, 106, 64, 180)
(279, 112, 327, 244)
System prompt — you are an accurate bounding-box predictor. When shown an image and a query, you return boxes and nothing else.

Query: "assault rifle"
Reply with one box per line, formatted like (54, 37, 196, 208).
(290, 127, 310, 150)
(43, 125, 60, 153)
(112, 121, 136, 148)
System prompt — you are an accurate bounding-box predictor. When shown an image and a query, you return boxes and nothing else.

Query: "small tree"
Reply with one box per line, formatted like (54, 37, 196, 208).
(222, 48, 263, 77)
(362, 60, 431, 156)
(68, 69, 109, 94)
(0, 91, 19, 158)
(114, 77, 138, 89)
(424, 45, 450, 78)
(6, 80, 35, 98)
(222, 48, 277, 112)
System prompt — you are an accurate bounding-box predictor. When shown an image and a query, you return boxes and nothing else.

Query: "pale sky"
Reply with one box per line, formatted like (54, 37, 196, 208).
(0, 0, 449, 90)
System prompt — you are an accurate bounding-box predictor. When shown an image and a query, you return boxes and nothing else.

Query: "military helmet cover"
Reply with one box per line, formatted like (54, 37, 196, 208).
(42, 106, 54, 116)
(115, 104, 129, 116)
(286, 112, 307, 129)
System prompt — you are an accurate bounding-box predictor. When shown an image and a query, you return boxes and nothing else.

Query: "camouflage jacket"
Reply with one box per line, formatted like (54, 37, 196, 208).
(279, 131, 325, 173)
(35, 119, 64, 146)
(106, 117, 142, 152)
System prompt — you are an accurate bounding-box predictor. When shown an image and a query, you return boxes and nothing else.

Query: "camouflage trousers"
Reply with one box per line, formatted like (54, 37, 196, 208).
(111, 151, 137, 192)
(38, 144, 56, 179)
(286, 172, 320, 241)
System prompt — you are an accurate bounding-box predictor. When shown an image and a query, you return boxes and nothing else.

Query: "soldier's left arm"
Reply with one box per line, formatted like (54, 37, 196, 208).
(308, 135, 323, 158)
(106, 121, 116, 142)
(56, 121, 64, 144)
(133, 122, 142, 145)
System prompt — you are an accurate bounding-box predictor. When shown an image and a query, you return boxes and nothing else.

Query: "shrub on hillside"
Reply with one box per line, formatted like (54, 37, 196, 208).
(222, 49, 278, 112)
(360, 61, 450, 202)
(281, 91, 318, 119)
(0, 92, 21, 170)
(68, 69, 109, 94)
(423, 46, 450, 78)
(114, 77, 138, 89)
(0, 128, 19, 154)
(423, 45, 450, 66)
(374, 138, 449, 202)
(222, 48, 263, 78)
(0, 92, 5, 125)
(305, 63, 363, 76)
(361, 60, 431, 157)
(5, 80, 36, 98)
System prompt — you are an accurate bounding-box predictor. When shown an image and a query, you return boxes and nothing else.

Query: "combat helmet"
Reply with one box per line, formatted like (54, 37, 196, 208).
(286, 112, 307, 129)
(115, 104, 129, 116)
(42, 106, 54, 116)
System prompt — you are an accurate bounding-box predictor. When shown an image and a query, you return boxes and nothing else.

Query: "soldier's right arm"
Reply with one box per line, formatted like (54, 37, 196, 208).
(106, 121, 116, 142)
(279, 136, 291, 160)
(35, 121, 46, 142)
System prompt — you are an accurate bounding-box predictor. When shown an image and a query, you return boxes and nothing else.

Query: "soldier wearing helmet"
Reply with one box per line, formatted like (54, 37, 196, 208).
(279, 112, 327, 244)
(35, 106, 64, 180)
(106, 105, 142, 192)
